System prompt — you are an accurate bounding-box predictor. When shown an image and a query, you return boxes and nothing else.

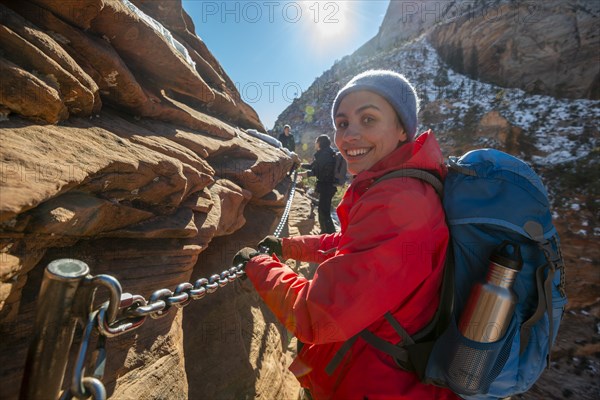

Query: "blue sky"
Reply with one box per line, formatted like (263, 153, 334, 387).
(182, 1, 390, 130)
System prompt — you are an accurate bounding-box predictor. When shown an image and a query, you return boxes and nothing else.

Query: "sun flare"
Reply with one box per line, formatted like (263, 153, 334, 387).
(303, 1, 348, 38)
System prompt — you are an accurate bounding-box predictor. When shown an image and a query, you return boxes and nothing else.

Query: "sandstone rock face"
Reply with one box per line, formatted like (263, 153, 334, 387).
(475, 111, 522, 154)
(371, 0, 470, 50)
(366, 0, 598, 100)
(0, 1, 300, 399)
(429, 0, 599, 99)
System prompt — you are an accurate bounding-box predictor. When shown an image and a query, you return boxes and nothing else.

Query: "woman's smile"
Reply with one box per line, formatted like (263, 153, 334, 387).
(345, 147, 371, 157)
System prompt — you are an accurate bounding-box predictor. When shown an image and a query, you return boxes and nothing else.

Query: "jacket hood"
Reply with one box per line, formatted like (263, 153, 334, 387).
(351, 130, 446, 186)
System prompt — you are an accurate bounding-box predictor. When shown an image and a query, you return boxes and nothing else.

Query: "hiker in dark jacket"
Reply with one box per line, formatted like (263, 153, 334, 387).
(278, 124, 296, 152)
(302, 135, 337, 234)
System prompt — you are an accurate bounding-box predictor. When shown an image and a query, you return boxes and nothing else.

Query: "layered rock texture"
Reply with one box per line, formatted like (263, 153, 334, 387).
(0, 0, 300, 398)
(429, 0, 599, 99)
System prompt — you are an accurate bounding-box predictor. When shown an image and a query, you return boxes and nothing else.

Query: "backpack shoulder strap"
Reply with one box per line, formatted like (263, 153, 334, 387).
(520, 222, 566, 361)
(324, 334, 360, 375)
(374, 169, 443, 197)
(325, 168, 451, 378)
(325, 248, 455, 377)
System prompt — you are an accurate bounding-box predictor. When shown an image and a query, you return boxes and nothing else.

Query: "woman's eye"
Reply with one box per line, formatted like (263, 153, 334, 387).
(337, 121, 348, 129)
(362, 116, 375, 124)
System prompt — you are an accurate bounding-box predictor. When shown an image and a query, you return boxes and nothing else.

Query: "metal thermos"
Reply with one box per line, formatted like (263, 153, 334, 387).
(458, 241, 522, 342)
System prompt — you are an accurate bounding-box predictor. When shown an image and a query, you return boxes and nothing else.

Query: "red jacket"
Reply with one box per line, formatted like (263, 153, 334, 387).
(245, 131, 458, 399)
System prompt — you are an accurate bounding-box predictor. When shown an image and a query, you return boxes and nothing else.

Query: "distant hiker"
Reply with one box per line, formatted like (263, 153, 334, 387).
(234, 70, 457, 399)
(302, 134, 337, 234)
(278, 124, 296, 153)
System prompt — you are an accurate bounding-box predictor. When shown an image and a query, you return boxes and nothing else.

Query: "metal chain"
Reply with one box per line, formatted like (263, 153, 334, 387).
(60, 309, 107, 400)
(99, 169, 299, 330)
(62, 170, 298, 399)
(274, 169, 298, 237)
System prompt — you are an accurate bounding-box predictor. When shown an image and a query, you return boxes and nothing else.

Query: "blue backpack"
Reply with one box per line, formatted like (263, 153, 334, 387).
(326, 149, 567, 399)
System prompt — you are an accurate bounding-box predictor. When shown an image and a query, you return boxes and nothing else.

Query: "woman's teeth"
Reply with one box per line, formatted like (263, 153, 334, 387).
(347, 148, 369, 157)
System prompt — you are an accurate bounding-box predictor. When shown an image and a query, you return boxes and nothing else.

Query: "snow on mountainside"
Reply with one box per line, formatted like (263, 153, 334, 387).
(275, 35, 599, 226)
(277, 36, 599, 167)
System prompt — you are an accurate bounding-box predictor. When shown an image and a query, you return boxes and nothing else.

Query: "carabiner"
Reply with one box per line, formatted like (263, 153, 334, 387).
(97, 299, 146, 338)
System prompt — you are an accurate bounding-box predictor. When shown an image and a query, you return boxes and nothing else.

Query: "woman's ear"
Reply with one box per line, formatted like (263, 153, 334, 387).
(397, 126, 408, 143)
(396, 119, 408, 143)
(400, 130, 407, 142)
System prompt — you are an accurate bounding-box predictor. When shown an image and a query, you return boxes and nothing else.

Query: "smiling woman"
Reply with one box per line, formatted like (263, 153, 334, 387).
(239, 70, 457, 399)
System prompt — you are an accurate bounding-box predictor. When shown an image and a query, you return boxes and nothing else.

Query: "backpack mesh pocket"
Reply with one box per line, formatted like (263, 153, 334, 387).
(439, 316, 517, 395)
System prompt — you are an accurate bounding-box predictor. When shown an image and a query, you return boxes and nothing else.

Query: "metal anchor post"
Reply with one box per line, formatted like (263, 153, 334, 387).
(20, 259, 90, 400)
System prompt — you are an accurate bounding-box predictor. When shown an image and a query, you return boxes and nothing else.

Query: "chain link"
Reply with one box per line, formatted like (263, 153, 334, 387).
(274, 169, 298, 237)
(119, 263, 247, 322)
(60, 310, 107, 400)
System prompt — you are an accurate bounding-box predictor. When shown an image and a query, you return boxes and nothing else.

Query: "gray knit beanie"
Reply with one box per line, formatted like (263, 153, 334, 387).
(331, 70, 420, 140)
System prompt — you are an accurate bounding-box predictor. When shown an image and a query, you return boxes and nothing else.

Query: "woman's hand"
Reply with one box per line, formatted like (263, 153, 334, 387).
(232, 247, 260, 269)
(257, 236, 283, 258)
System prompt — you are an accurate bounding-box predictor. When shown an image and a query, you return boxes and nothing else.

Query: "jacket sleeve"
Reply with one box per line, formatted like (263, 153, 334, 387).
(282, 232, 341, 262)
(245, 179, 445, 344)
(305, 159, 316, 177)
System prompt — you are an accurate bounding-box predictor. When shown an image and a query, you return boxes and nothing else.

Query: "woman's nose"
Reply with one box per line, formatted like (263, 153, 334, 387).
(342, 124, 360, 141)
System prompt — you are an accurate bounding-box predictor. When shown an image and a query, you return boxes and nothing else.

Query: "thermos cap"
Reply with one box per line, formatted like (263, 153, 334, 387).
(490, 242, 523, 271)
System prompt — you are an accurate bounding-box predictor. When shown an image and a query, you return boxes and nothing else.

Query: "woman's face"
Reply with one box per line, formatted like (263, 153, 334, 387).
(334, 90, 407, 175)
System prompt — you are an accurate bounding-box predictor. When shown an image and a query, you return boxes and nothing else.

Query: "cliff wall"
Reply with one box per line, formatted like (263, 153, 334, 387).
(0, 0, 300, 398)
